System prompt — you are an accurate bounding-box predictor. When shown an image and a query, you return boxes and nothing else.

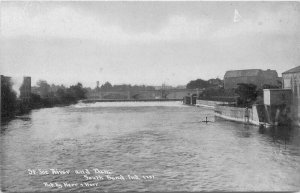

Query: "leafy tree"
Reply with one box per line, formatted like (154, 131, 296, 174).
(186, 79, 210, 89)
(263, 84, 280, 89)
(235, 83, 257, 107)
(101, 82, 113, 91)
(29, 81, 87, 108)
(56, 88, 66, 99)
(69, 83, 86, 100)
(1, 76, 17, 118)
(98, 82, 156, 92)
(63, 89, 77, 103)
(276, 80, 282, 88)
(30, 93, 42, 108)
(36, 80, 51, 98)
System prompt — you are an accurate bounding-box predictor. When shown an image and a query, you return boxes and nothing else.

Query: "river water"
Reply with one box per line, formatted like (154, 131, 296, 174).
(1, 101, 300, 192)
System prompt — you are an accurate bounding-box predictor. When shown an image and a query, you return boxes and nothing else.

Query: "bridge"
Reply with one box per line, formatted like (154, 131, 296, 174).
(84, 88, 202, 102)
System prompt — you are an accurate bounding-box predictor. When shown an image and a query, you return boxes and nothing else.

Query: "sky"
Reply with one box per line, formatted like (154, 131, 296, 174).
(1, 1, 299, 89)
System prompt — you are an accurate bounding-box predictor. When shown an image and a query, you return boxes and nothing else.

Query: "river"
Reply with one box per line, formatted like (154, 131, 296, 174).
(1, 101, 300, 192)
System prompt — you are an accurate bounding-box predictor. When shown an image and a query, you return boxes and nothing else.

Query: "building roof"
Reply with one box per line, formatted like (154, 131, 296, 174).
(282, 66, 300, 74)
(224, 69, 261, 78)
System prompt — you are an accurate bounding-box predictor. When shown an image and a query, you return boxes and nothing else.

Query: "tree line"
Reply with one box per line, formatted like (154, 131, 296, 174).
(1, 79, 159, 119)
(1, 78, 87, 119)
(30, 80, 87, 108)
(96, 81, 156, 91)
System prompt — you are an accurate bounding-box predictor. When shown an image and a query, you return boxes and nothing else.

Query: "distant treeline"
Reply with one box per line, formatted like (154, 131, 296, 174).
(30, 80, 87, 108)
(0, 79, 163, 119)
(186, 78, 223, 89)
(94, 81, 156, 91)
(1, 78, 88, 119)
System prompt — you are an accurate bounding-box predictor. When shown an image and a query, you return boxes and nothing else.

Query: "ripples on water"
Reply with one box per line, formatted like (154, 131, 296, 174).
(1, 101, 300, 192)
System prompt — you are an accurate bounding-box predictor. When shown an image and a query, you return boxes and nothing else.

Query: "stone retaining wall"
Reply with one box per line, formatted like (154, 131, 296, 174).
(214, 105, 260, 126)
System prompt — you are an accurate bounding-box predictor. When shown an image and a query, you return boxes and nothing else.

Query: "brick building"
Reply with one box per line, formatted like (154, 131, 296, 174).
(224, 69, 279, 89)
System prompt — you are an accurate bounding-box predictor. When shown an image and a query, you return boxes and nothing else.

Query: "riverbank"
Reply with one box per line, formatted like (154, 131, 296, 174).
(194, 99, 261, 126)
(1, 101, 77, 125)
(214, 104, 261, 126)
(194, 99, 295, 128)
(185, 98, 259, 125)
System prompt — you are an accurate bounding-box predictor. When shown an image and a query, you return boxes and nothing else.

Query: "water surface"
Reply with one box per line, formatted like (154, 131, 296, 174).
(1, 102, 300, 192)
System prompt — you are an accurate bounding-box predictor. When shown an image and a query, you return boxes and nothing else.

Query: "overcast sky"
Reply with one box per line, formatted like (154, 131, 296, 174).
(1, 1, 299, 88)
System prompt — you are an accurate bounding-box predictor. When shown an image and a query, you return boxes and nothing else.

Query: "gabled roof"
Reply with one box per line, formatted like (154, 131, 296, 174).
(224, 69, 261, 78)
(282, 66, 300, 74)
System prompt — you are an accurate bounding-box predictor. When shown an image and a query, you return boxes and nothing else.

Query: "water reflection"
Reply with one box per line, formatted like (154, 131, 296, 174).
(259, 125, 300, 143)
